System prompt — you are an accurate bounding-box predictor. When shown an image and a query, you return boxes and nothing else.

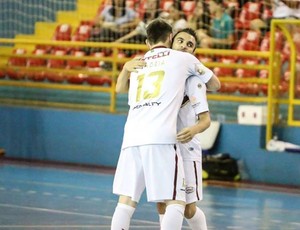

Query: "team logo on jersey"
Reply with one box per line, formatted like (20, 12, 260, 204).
(198, 83, 202, 89)
(198, 68, 205, 75)
(186, 186, 194, 194)
(188, 147, 194, 151)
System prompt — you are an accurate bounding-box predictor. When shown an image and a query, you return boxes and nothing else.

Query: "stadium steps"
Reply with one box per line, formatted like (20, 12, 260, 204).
(15, 0, 103, 45)
(0, 47, 13, 66)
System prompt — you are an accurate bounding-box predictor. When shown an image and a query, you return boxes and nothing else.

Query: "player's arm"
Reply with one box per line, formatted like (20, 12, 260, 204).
(115, 57, 146, 93)
(195, 61, 221, 91)
(177, 76, 211, 143)
(206, 74, 221, 92)
(177, 111, 211, 144)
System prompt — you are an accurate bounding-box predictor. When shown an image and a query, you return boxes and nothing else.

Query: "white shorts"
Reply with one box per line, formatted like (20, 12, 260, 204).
(184, 160, 203, 204)
(113, 145, 186, 203)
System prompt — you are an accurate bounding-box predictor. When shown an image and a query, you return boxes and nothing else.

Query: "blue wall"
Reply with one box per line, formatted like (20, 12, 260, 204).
(0, 105, 300, 186)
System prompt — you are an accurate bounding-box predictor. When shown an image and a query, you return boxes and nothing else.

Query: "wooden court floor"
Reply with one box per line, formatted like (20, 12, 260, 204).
(0, 158, 299, 230)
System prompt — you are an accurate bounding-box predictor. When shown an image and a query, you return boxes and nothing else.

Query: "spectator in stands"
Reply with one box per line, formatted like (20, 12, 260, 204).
(272, 0, 300, 19)
(201, 0, 235, 49)
(186, 1, 211, 48)
(115, 0, 162, 44)
(160, 1, 188, 33)
(90, 0, 140, 43)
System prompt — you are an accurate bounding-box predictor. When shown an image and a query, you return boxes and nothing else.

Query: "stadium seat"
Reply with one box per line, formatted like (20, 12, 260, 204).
(236, 30, 261, 51)
(27, 48, 47, 67)
(53, 23, 72, 41)
(66, 50, 86, 69)
(8, 48, 27, 66)
(72, 24, 92, 42)
(236, 58, 259, 78)
(47, 49, 67, 69)
(213, 57, 236, 77)
(218, 82, 238, 94)
(238, 83, 260, 95)
(6, 67, 26, 80)
(46, 71, 66, 83)
(46, 50, 67, 82)
(235, 2, 262, 30)
(29, 71, 47, 82)
(67, 73, 88, 84)
(86, 51, 105, 70)
(86, 75, 112, 86)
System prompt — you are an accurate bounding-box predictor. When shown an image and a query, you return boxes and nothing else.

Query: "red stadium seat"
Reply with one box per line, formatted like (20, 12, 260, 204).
(67, 73, 88, 84)
(72, 24, 92, 42)
(236, 58, 259, 78)
(8, 48, 27, 66)
(86, 75, 112, 86)
(47, 49, 67, 69)
(29, 71, 47, 82)
(236, 30, 261, 51)
(86, 51, 105, 70)
(66, 50, 86, 69)
(213, 57, 236, 77)
(235, 2, 262, 30)
(6, 67, 26, 80)
(46, 71, 66, 83)
(27, 48, 47, 67)
(218, 82, 238, 94)
(53, 23, 72, 41)
(238, 83, 260, 95)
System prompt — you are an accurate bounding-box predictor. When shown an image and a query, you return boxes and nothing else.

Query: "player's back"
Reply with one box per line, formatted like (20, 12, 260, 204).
(122, 47, 200, 149)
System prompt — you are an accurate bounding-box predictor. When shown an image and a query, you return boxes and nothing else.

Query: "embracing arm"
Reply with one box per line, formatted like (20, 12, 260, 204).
(177, 111, 211, 144)
(206, 74, 221, 92)
(115, 57, 146, 93)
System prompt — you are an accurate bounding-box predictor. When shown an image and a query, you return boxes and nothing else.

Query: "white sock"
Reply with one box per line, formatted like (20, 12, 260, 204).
(111, 203, 135, 230)
(161, 204, 184, 230)
(159, 214, 164, 225)
(186, 207, 207, 230)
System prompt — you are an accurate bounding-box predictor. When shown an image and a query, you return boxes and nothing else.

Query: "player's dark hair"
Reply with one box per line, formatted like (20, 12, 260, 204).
(146, 19, 173, 45)
(172, 28, 199, 51)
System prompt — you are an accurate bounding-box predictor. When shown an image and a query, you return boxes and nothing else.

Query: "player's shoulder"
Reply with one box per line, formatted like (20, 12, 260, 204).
(171, 49, 199, 61)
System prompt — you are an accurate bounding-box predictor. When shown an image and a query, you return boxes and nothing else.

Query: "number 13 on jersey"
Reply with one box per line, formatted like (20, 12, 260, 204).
(136, 70, 165, 102)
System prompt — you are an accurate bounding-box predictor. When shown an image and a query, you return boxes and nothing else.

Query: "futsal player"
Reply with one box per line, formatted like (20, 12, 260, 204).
(156, 28, 212, 230)
(117, 28, 214, 230)
(111, 19, 213, 230)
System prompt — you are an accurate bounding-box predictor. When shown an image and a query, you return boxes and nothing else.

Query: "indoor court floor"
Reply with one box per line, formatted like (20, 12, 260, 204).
(0, 159, 300, 230)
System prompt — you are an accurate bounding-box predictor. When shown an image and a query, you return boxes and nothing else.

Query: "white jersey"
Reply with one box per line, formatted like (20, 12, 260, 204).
(177, 76, 210, 161)
(122, 47, 202, 149)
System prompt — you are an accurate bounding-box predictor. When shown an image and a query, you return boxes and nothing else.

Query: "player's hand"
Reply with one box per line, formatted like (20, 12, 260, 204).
(176, 127, 196, 144)
(124, 57, 146, 73)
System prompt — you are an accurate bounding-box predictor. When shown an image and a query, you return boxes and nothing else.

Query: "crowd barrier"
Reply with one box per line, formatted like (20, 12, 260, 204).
(0, 19, 299, 146)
